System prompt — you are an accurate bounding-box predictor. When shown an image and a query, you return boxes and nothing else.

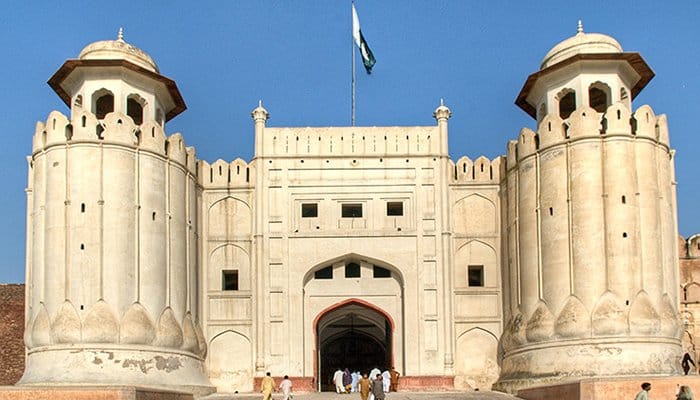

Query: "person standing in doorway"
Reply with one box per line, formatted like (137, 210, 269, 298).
(261, 372, 275, 400)
(334, 368, 345, 394)
(279, 375, 293, 400)
(634, 382, 651, 400)
(370, 374, 385, 400)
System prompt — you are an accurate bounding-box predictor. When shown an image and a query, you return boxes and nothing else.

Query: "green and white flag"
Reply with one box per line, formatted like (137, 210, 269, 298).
(352, 3, 376, 74)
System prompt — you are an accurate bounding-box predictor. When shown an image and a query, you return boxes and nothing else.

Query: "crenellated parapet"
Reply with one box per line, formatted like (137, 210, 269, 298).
(197, 158, 254, 188)
(261, 126, 441, 158)
(31, 109, 196, 174)
(506, 103, 671, 167)
(450, 155, 502, 183)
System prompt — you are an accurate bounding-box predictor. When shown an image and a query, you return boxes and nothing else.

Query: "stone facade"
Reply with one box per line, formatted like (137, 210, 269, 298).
(0, 285, 25, 385)
(17, 25, 688, 395)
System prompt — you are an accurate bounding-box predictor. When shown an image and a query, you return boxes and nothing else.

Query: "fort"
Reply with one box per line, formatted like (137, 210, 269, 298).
(6, 22, 700, 399)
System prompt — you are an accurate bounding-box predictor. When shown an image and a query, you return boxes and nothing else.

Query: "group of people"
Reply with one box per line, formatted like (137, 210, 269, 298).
(332, 367, 400, 398)
(634, 382, 694, 400)
(260, 372, 293, 400)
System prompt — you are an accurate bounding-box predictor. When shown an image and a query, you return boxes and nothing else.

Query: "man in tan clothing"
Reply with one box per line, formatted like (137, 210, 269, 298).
(261, 372, 275, 400)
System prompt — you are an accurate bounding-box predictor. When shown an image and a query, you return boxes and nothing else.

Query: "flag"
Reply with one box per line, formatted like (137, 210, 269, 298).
(352, 3, 376, 74)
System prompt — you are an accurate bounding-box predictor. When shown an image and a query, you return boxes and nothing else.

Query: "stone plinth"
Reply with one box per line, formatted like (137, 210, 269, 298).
(0, 386, 193, 400)
(517, 376, 700, 400)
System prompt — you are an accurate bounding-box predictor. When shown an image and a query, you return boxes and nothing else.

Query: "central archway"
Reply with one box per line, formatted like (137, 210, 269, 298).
(314, 299, 394, 392)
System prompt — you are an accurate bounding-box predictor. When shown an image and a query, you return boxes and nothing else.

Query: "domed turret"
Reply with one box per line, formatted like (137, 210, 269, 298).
(48, 29, 185, 125)
(515, 21, 653, 121)
(78, 28, 159, 73)
(540, 21, 622, 69)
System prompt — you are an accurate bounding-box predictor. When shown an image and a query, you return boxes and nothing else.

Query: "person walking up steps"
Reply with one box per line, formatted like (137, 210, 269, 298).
(260, 372, 275, 400)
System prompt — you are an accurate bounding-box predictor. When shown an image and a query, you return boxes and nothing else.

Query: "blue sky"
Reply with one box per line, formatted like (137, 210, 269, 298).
(0, 1, 698, 283)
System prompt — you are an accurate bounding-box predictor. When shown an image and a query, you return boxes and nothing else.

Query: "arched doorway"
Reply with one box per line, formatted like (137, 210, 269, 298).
(315, 300, 394, 391)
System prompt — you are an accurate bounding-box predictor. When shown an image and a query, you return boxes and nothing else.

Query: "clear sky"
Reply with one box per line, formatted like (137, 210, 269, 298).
(0, 1, 698, 283)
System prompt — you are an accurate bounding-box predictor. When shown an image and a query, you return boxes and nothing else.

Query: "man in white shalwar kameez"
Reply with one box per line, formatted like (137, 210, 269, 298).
(381, 370, 391, 393)
(333, 368, 345, 393)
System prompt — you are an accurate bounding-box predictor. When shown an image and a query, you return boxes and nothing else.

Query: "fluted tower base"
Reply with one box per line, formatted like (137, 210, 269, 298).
(493, 338, 681, 393)
(18, 346, 215, 397)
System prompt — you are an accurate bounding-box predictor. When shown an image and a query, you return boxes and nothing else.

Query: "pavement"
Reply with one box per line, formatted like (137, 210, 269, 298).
(200, 391, 524, 400)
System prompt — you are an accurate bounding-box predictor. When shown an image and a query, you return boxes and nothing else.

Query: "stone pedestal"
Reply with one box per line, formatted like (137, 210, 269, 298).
(0, 386, 193, 400)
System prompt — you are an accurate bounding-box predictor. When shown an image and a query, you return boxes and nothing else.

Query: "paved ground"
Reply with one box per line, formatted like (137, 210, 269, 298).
(200, 391, 523, 400)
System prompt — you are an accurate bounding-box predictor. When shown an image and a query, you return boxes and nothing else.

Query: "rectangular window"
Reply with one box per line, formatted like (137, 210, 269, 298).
(387, 201, 403, 216)
(373, 265, 391, 278)
(342, 203, 363, 218)
(314, 266, 333, 279)
(345, 262, 361, 278)
(222, 270, 239, 291)
(468, 265, 484, 287)
(301, 203, 318, 218)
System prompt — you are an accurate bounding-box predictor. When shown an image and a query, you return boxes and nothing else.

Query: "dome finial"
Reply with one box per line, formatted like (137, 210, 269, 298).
(117, 27, 124, 42)
(577, 20, 583, 34)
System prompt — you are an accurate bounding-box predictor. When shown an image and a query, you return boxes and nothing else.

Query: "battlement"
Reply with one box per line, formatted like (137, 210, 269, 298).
(32, 110, 196, 174)
(262, 126, 441, 157)
(450, 155, 503, 183)
(196, 158, 254, 188)
(507, 103, 670, 165)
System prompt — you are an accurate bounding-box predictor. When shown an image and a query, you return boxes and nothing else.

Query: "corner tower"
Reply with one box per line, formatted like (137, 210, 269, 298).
(497, 23, 681, 391)
(21, 31, 212, 395)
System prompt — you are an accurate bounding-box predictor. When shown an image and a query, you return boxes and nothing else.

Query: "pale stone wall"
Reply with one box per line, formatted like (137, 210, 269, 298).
(23, 108, 210, 394)
(497, 102, 681, 392)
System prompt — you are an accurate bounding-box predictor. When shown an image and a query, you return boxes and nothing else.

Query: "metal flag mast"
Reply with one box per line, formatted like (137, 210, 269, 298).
(351, 0, 356, 127)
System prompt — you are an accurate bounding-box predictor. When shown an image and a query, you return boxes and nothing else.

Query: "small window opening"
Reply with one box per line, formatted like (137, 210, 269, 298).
(373, 265, 391, 278)
(387, 201, 403, 216)
(342, 203, 363, 218)
(589, 86, 609, 113)
(301, 203, 318, 218)
(222, 270, 239, 291)
(345, 262, 361, 278)
(623, 232, 628, 238)
(559, 91, 576, 119)
(95, 93, 114, 119)
(549, 207, 553, 216)
(127, 97, 144, 125)
(81, 203, 85, 213)
(152, 212, 156, 221)
(314, 266, 333, 279)
(81, 116, 86, 127)
(620, 88, 629, 101)
(468, 265, 484, 287)
(622, 195, 626, 204)
(246, 168, 250, 182)
(80, 244, 85, 250)
(74, 95, 83, 109)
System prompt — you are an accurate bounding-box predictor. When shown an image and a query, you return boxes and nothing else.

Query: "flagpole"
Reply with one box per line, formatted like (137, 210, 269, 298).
(351, 1, 356, 127)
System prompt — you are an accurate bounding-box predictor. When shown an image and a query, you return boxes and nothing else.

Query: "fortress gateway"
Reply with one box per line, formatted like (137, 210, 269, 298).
(19, 26, 681, 396)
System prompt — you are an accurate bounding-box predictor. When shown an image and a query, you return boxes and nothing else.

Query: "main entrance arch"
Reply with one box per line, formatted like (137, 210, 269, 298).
(302, 255, 404, 392)
(315, 299, 394, 391)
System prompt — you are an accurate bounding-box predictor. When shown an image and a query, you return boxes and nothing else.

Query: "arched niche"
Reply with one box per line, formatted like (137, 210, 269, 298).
(454, 240, 497, 288)
(208, 197, 252, 237)
(453, 194, 496, 236)
(207, 330, 253, 393)
(454, 328, 499, 390)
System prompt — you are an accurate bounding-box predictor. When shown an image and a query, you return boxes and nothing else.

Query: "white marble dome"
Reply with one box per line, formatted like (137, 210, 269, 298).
(78, 29, 159, 73)
(540, 22, 622, 69)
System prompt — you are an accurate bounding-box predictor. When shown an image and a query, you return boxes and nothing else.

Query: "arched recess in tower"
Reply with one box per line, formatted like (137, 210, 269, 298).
(315, 300, 394, 392)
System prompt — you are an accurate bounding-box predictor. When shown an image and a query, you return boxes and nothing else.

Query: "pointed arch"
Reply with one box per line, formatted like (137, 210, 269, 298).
(453, 193, 496, 235)
(208, 330, 253, 393)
